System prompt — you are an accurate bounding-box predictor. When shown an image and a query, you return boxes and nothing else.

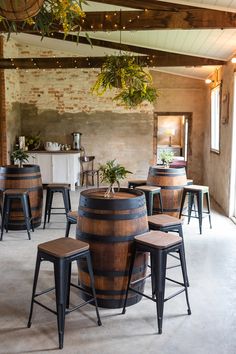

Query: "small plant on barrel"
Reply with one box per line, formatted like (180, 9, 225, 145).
(11, 147, 29, 168)
(99, 159, 132, 198)
(160, 150, 174, 168)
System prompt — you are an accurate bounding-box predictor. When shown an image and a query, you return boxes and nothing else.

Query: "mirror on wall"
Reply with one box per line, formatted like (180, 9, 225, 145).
(153, 112, 191, 167)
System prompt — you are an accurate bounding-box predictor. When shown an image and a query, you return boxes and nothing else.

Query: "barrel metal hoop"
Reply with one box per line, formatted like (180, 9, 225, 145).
(77, 228, 149, 243)
(160, 185, 185, 190)
(79, 209, 147, 220)
(0, 165, 40, 174)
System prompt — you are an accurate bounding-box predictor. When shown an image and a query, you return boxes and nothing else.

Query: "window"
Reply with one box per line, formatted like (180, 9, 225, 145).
(211, 84, 221, 153)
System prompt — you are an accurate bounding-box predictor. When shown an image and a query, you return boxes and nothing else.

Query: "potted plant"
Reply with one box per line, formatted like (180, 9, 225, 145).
(99, 159, 132, 198)
(92, 55, 159, 108)
(0, 0, 86, 39)
(159, 150, 174, 168)
(25, 134, 41, 151)
(11, 147, 29, 168)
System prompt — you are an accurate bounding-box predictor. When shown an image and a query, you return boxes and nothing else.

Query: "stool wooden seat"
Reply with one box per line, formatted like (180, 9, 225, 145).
(27, 237, 102, 349)
(179, 184, 212, 234)
(122, 231, 191, 334)
(43, 184, 71, 229)
(128, 179, 147, 189)
(1, 189, 34, 240)
(136, 185, 163, 216)
(65, 210, 78, 237)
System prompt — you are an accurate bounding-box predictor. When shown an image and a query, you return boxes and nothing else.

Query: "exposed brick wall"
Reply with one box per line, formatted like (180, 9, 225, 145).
(3, 37, 207, 183)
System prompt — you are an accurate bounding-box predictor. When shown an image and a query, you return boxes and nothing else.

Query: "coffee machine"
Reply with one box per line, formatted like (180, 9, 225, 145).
(71, 132, 82, 150)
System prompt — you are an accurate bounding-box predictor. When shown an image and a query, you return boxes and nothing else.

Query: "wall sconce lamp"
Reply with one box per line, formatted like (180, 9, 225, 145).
(165, 128, 175, 147)
(205, 78, 214, 84)
(231, 57, 236, 63)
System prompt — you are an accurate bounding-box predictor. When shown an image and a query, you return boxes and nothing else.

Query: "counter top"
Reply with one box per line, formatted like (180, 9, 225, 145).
(28, 150, 81, 154)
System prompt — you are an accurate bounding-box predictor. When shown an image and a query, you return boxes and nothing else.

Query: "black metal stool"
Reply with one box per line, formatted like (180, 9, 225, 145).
(1, 189, 34, 240)
(179, 185, 212, 234)
(128, 179, 147, 189)
(65, 210, 78, 237)
(122, 231, 191, 334)
(27, 237, 102, 349)
(148, 214, 189, 286)
(136, 185, 163, 216)
(43, 184, 71, 229)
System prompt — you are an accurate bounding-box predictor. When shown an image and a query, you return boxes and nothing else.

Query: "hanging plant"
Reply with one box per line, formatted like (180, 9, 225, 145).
(92, 55, 159, 108)
(0, 0, 86, 39)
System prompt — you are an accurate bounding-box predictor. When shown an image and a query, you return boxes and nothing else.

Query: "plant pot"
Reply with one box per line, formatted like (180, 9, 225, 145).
(0, 0, 44, 21)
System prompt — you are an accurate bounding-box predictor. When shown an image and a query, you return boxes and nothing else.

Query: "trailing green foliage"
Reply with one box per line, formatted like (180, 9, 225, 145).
(92, 55, 159, 108)
(0, 0, 86, 39)
(99, 159, 132, 197)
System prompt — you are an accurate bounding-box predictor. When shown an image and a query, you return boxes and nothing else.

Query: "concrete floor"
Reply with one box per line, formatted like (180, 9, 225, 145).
(0, 188, 236, 354)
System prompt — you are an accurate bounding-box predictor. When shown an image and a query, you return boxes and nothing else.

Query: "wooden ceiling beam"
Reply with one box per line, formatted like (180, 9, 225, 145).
(37, 32, 225, 67)
(91, 0, 198, 10)
(0, 7, 235, 31)
(0, 54, 225, 70)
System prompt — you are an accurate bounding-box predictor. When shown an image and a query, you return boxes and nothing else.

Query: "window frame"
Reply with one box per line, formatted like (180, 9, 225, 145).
(210, 83, 221, 154)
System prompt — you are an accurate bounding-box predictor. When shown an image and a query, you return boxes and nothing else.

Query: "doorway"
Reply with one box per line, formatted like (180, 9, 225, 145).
(153, 112, 192, 169)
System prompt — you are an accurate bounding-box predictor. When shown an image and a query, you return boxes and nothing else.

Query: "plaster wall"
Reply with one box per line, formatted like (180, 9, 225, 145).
(203, 63, 235, 215)
(3, 39, 207, 184)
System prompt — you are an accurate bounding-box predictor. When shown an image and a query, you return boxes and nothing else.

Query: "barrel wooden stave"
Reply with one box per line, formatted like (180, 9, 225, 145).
(76, 188, 149, 308)
(147, 166, 187, 217)
(0, 165, 43, 229)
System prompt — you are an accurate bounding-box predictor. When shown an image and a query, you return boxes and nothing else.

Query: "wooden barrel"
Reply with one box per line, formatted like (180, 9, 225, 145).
(147, 166, 187, 217)
(0, 165, 43, 229)
(76, 188, 149, 309)
(0, 0, 44, 21)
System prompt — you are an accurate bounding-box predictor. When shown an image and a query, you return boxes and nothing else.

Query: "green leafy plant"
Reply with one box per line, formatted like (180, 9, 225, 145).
(92, 55, 159, 108)
(11, 148, 29, 168)
(0, 0, 86, 40)
(160, 150, 174, 167)
(99, 159, 132, 198)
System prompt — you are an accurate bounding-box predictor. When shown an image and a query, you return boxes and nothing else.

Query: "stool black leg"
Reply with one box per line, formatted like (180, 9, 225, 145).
(145, 191, 152, 216)
(158, 192, 163, 213)
(54, 258, 69, 349)
(188, 193, 194, 224)
(86, 252, 102, 326)
(205, 193, 212, 229)
(178, 245, 191, 315)
(122, 244, 137, 314)
(62, 190, 71, 214)
(0, 196, 7, 240)
(66, 262, 71, 309)
(153, 251, 167, 334)
(27, 194, 34, 232)
(21, 195, 31, 240)
(43, 190, 50, 229)
(65, 219, 71, 238)
(47, 191, 54, 223)
(196, 192, 203, 234)
(27, 253, 42, 328)
(179, 190, 187, 219)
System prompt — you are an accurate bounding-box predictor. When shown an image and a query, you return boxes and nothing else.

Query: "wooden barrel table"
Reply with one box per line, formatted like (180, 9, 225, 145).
(147, 166, 187, 217)
(76, 188, 149, 309)
(0, 165, 43, 229)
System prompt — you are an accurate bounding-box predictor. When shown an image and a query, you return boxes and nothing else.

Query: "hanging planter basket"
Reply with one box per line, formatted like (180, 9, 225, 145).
(0, 0, 45, 21)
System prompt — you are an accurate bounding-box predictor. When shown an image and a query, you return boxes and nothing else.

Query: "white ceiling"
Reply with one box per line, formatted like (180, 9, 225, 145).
(9, 0, 236, 80)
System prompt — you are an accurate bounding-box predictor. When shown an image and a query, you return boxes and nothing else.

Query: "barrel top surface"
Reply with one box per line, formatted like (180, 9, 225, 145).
(135, 231, 182, 249)
(136, 185, 161, 192)
(81, 188, 144, 200)
(38, 237, 89, 258)
(149, 165, 186, 173)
